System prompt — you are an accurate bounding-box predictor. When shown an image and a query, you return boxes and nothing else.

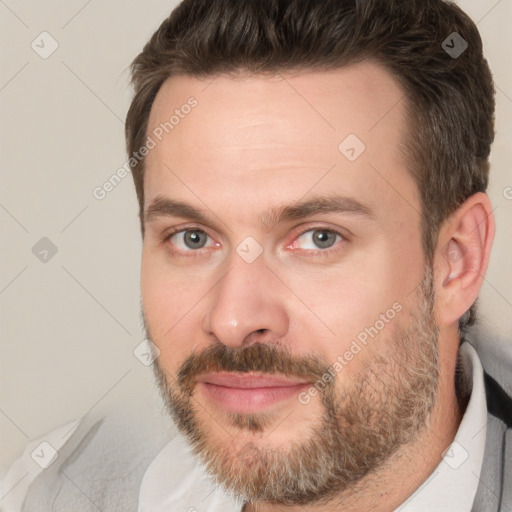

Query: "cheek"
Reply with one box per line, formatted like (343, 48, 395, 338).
(141, 251, 205, 365)
(302, 280, 389, 370)
(141, 252, 171, 338)
(142, 245, 205, 323)
(290, 250, 418, 369)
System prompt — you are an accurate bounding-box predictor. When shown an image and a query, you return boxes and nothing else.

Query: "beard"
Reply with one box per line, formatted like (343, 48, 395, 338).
(148, 267, 439, 506)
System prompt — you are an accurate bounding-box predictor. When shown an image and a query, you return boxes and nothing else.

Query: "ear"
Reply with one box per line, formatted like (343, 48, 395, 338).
(433, 192, 495, 328)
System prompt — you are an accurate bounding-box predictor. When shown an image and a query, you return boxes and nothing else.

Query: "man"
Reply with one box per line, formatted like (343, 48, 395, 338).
(2, 0, 511, 511)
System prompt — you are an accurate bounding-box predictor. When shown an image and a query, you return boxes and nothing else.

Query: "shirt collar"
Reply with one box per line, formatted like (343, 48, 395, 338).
(138, 342, 487, 512)
(138, 429, 241, 512)
(395, 341, 488, 511)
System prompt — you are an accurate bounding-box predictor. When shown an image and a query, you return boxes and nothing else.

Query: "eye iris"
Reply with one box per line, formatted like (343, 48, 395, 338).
(184, 230, 207, 249)
(313, 230, 336, 249)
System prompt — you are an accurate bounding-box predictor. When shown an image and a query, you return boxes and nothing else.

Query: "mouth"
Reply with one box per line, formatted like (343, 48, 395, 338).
(195, 372, 311, 414)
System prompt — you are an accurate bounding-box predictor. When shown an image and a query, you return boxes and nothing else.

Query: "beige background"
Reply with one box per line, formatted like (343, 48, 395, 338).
(1, 0, 511, 468)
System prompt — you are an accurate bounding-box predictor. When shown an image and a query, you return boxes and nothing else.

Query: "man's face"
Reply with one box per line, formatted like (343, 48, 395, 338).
(141, 63, 439, 503)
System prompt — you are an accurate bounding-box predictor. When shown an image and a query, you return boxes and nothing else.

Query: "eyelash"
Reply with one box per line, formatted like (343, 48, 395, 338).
(291, 226, 346, 256)
(160, 225, 347, 257)
(160, 225, 216, 258)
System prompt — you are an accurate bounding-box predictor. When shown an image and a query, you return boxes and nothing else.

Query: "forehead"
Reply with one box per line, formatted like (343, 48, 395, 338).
(144, 62, 419, 227)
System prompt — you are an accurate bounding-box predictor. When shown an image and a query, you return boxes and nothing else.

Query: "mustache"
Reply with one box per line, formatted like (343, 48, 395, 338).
(177, 342, 330, 395)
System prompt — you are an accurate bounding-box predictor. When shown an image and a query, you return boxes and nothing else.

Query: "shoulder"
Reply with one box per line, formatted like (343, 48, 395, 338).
(0, 397, 176, 512)
(0, 418, 82, 512)
(467, 327, 512, 511)
(466, 326, 512, 429)
(466, 325, 512, 399)
(483, 372, 512, 427)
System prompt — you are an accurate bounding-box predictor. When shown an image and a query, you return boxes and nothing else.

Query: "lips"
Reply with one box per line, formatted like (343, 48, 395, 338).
(196, 372, 311, 414)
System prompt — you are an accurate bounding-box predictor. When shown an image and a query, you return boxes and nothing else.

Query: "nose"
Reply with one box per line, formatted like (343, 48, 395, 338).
(201, 255, 289, 349)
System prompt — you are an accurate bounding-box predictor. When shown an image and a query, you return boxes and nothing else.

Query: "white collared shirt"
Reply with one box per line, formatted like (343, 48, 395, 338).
(137, 342, 488, 512)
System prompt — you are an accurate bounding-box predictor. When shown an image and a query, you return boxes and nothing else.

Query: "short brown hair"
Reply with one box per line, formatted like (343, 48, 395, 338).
(126, 0, 495, 333)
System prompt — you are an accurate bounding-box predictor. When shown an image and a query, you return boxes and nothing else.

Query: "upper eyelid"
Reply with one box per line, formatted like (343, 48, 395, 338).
(163, 224, 346, 239)
(163, 223, 215, 240)
(292, 224, 351, 244)
(295, 226, 345, 237)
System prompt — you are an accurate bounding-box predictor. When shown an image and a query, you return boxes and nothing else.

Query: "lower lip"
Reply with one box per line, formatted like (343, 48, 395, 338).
(198, 382, 310, 414)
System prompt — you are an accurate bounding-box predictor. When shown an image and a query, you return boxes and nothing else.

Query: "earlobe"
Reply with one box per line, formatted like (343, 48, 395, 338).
(434, 193, 495, 327)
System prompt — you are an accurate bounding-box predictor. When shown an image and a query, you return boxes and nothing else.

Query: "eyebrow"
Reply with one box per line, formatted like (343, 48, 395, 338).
(145, 196, 213, 224)
(261, 195, 374, 228)
(144, 194, 373, 228)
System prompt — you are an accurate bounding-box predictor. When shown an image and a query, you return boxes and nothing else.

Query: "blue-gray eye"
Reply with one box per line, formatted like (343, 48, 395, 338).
(183, 230, 208, 249)
(296, 229, 341, 249)
(169, 229, 211, 250)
